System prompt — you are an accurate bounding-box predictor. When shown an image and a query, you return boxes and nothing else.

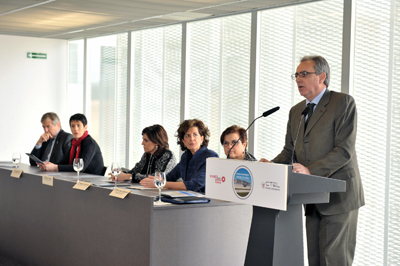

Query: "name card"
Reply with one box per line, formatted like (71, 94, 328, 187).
(73, 181, 92, 191)
(42, 175, 54, 186)
(109, 188, 130, 199)
(11, 169, 23, 178)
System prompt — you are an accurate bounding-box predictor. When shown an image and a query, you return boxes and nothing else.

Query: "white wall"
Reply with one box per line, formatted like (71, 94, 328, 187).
(0, 34, 68, 163)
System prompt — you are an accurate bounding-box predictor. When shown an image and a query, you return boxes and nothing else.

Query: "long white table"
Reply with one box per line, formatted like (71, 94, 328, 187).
(0, 164, 252, 266)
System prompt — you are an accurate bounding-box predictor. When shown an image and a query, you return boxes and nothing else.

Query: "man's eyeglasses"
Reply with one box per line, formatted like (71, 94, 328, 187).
(291, 71, 317, 80)
(223, 140, 241, 147)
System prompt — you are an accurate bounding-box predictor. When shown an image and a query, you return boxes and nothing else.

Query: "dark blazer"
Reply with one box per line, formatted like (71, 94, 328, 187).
(128, 149, 177, 182)
(30, 129, 73, 166)
(58, 135, 105, 175)
(167, 146, 219, 192)
(272, 89, 365, 215)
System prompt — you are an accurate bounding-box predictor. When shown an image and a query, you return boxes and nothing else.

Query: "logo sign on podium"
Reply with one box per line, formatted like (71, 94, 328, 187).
(233, 166, 253, 199)
(206, 158, 288, 210)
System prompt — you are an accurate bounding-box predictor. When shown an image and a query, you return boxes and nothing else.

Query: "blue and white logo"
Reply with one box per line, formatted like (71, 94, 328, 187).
(233, 166, 253, 199)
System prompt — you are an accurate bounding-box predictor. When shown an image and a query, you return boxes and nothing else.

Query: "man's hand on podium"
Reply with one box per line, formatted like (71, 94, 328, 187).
(292, 163, 310, 175)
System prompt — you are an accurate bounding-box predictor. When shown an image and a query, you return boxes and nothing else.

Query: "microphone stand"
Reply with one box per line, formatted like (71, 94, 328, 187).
(227, 106, 280, 159)
(227, 115, 263, 159)
(290, 106, 310, 165)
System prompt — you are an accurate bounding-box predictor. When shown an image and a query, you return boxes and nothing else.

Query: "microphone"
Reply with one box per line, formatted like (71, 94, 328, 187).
(227, 106, 280, 159)
(290, 106, 310, 164)
(262, 106, 280, 117)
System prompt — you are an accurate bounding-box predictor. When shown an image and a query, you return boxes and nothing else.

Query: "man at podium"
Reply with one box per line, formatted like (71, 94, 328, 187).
(263, 55, 364, 266)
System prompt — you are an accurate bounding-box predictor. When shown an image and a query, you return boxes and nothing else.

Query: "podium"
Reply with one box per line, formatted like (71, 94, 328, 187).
(205, 158, 346, 266)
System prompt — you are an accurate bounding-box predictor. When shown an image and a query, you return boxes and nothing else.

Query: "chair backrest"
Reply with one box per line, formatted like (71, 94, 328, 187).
(101, 166, 107, 176)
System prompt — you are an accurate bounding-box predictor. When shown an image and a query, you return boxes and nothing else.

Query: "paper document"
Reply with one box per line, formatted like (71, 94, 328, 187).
(128, 184, 169, 190)
(63, 174, 98, 178)
(44, 172, 62, 176)
(96, 180, 131, 186)
(0, 164, 15, 168)
(162, 191, 204, 198)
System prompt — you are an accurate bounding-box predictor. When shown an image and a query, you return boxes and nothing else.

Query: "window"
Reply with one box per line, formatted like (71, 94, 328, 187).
(187, 13, 252, 156)
(353, 0, 400, 264)
(130, 25, 182, 167)
(68, 39, 84, 115)
(86, 34, 128, 166)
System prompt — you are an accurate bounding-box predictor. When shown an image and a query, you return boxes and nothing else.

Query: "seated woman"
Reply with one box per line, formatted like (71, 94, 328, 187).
(40, 113, 105, 175)
(109, 124, 176, 182)
(220, 125, 257, 161)
(140, 119, 218, 192)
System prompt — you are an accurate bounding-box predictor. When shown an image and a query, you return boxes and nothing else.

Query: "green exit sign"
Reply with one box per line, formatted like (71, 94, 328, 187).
(27, 52, 47, 59)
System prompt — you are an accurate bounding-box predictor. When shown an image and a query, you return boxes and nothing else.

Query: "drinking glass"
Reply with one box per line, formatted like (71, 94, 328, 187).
(73, 158, 84, 182)
(111, 162, 121, 189)
(154, 172, 166, 203)
(12, 153, 21, 168)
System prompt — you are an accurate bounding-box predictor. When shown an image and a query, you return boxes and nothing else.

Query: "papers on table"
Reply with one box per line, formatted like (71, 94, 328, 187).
(25, 153, 44, 165)
(62, 174, 98, 178)
(0, 161, 14, 168)
(0, 164, 15, 168)
(161, 191, 204, 197)
(44, 172, 62, 176)
(95, 180, 131, 187)
(160, 191, 210, 204)
(153, 200, 171, 206)
(128, 184, 169, 190)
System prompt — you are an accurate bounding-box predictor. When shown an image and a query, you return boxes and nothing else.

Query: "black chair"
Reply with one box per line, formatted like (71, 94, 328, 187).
(101, 166, 107, 176)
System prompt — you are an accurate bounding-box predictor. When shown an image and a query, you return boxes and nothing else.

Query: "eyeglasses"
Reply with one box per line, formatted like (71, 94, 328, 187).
(291, 71, 317, 80)
(184, 132, 199, 138)
(223, 140, 241, 147)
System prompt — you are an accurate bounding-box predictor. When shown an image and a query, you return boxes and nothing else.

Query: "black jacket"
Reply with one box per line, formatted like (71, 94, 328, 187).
(58, 134, 105, 175)
(30, 129, 73, 166)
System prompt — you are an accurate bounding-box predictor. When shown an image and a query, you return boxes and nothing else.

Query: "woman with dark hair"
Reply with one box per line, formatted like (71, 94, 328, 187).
(140, 119, 218, 192)
(220, 125, 257, 161)
(40, 113, 105, 175)
(109, 124, 176, 182)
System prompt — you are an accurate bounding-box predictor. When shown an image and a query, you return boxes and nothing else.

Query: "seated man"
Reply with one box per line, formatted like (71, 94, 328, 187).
(30, 112, 73, 165)
(40, 113, 105, 176)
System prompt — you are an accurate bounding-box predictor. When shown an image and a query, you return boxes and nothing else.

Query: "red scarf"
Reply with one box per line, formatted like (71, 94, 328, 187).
(69, 131, 89, 164)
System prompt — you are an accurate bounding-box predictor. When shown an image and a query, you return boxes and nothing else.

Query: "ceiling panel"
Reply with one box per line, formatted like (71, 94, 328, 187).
(0, 0, 43, 13)
(0, 0, 315, 39)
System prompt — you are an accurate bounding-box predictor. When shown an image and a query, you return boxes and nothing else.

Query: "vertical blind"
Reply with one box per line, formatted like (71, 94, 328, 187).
(130, 25, 182, 167)
(187, 13, 251, 157)
(353, 0, 400, 264)
(68, 40, 84, 116)
(86, 34, 128, 167)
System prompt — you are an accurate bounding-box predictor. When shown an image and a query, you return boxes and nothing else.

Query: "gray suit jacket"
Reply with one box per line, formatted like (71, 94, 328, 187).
(272, 89, 365, 215)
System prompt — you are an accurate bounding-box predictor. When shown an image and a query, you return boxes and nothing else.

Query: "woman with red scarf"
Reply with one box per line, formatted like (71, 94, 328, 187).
(40, 113, 105, 175)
